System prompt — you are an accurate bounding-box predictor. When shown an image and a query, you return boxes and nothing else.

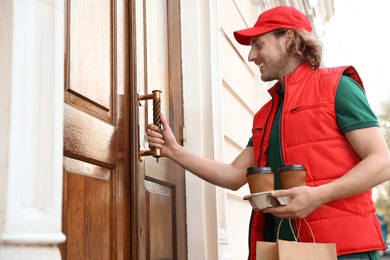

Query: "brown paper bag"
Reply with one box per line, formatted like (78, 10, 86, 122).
(256, 218, 337, 260)
(256, 241, 278, 260)
(277, 239, 337, 260)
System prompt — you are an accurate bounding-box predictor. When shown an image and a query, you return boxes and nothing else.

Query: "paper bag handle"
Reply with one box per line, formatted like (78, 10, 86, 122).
(277, 218, 316, 242)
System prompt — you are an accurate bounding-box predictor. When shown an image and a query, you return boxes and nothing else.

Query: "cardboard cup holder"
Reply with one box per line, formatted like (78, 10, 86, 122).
(243, 191, 290, 211)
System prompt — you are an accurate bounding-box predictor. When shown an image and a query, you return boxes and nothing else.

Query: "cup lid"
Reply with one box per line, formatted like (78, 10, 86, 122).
(277, 164, 306, 173)
(246, 167, 273, 176)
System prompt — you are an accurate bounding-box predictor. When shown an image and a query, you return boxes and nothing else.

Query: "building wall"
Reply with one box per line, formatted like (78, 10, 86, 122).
(219, 1, 264, 258)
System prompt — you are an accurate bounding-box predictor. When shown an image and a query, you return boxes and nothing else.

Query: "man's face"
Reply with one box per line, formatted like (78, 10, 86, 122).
(248, 32, 288, 83)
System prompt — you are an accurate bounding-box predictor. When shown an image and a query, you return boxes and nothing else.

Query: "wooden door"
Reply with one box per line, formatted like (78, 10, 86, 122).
(61, 1, 131, 259)
(131, 0, 187, 259)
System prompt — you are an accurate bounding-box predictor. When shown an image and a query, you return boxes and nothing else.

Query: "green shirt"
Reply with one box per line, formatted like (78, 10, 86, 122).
(247, 75, 379, 259)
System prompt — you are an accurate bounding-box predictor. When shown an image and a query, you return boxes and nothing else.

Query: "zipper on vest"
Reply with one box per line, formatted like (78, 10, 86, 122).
(279, 90, 285, 164)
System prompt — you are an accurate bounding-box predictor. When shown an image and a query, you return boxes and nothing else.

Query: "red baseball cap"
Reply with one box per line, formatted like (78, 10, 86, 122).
(234, 6, 312, 45)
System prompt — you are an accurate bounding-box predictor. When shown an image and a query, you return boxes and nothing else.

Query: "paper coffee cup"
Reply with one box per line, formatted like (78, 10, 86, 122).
(277, 164, 306, 189)
(246, 167, 274, 193)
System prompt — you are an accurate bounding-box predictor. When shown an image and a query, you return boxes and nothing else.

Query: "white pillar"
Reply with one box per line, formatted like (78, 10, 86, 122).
(181, 0, 234, 259)
(0, 0, 65, 259)
(181, 0, 218, 259)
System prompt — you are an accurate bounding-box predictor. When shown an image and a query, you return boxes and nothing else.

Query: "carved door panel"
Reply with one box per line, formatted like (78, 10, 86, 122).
(132, 0, 187, 259)
(61, 1, 130, 259)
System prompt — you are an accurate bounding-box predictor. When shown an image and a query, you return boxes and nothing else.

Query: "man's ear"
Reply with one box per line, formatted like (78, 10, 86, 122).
(285, 30, 294, 47)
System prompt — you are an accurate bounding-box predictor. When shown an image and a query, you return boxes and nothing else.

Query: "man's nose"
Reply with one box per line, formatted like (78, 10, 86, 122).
(248, 47, 255, 62)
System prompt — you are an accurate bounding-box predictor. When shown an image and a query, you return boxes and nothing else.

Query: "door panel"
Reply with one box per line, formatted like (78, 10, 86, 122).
(62, 0, 130, 259)
(62, 160, 113, 260)
(65, 0, 113, 122)
(68, 0, 111, 110)
(146, 181, 174, 259)
(132, 0, 186, 259)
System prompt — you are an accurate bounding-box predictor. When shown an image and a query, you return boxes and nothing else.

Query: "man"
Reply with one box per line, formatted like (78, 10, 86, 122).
(147, 5, 390, 260)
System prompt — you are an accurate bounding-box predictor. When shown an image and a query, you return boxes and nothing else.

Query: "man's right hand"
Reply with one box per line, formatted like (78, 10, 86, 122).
(146, 113, 177, 158)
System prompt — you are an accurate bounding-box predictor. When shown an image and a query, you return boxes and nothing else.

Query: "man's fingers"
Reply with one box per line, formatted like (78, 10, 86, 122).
(148, 123, 158, 131)
(147, 133, 164, 146)
(160, 113, 171, 131)
(147, 129, 163, 139)
(270, 189, 291, 198)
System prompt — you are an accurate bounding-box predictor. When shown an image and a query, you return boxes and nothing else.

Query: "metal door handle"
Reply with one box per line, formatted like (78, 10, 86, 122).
(139, 90, 162, 162)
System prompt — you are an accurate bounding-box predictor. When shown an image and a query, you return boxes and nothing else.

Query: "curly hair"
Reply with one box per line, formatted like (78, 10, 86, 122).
(272, 28, 323, 70)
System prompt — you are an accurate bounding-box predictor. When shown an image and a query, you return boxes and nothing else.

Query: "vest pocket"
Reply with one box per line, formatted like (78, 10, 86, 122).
(252, 126, 264, 139)
(289, 102, 330, 113)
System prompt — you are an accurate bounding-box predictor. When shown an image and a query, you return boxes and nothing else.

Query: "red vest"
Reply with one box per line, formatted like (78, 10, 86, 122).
(249, 65, 385, 259)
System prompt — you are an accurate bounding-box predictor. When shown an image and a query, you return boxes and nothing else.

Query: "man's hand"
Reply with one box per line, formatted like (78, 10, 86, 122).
(146, 113, 178, 158)
(263, 186, 324, 219)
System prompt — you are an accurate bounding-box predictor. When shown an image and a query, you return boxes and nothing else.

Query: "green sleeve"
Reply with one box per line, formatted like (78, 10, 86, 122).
(247, 137, 253, 147)
(336, 75, 378, 133)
